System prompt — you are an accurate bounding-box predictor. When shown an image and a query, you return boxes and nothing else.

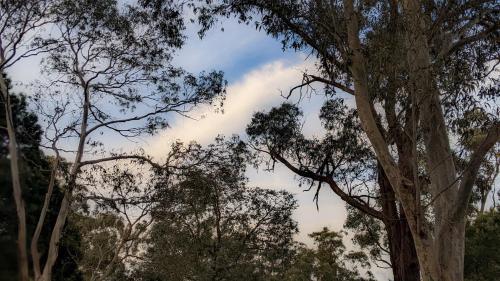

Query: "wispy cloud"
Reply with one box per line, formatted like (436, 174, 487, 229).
(144, 58, 315, 156)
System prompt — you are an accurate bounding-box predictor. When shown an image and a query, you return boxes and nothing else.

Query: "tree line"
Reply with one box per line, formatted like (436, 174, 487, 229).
(0, 1, 498, 281)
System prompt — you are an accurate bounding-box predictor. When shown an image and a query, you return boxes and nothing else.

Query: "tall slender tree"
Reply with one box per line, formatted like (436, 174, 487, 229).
(29, 1, 227, 279)
(0, 91, 83, 281)
(2, 1, 226, 280)
(0, 2, 59, 279)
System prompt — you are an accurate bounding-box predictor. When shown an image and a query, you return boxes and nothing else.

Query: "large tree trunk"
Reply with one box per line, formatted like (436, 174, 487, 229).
(39, 191, 71, 281)
(433, 220, 466, 281)
(1, 74, 30, 281)
(388, 213, 420, 281)
(402, 1, 464, 280)
(344, 0, 496, 279)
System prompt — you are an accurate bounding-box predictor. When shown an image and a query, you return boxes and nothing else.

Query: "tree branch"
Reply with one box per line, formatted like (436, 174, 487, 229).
(78, 155, 163, 170)
(271, 152, 385, 220)
(286, 74, 355, 99)
(453, 122, 500, 220)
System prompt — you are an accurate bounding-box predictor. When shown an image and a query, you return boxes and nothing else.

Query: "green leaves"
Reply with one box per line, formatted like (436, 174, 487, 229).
(137, 139, 298, 281)
(284, 228, 375, 281)
(464, 210, 500, 281)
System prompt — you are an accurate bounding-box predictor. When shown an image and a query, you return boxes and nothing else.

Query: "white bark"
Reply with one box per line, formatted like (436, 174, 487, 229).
(31, 153, 60, 280)
(342, 1, 500, 280)
(1, 73, 30, 281)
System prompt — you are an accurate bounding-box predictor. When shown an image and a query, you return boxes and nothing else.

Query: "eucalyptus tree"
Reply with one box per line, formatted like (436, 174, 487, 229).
(18, 1, 227, 280)
(0, 1, 60, 279)
(74, 162, 158, 281)
(136, 137, 298, 281)
(284, 228, 375, 281)
(195, 1, 499, 280)
(246, 100, 418, 281)
(0, 91, 83, 281)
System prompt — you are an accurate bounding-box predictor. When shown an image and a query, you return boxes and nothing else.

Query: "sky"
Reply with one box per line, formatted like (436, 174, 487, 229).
(8, 15, 391, 280)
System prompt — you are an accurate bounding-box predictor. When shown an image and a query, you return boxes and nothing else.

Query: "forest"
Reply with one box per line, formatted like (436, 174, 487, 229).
(0, 0, 498, 281)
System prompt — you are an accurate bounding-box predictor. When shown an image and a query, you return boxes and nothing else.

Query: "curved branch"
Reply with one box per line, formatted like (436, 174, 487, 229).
(271, 152, 384, 220)
(453, 122, 500, 220)
(78, 155, 163, 170)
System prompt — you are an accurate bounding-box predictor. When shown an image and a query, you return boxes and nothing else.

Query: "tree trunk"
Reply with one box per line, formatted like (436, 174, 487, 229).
(1, 74, 30, 281)
(379, 166, 420, 281)
(434, 220, 466, 281)
(410, 221, 465, 281)
(39, 190, 71, 281)
(401, 1, 465, 280)
(39, 75, 90, 281)
(389, 216, 420, 281)
(31, 155, 59, 280)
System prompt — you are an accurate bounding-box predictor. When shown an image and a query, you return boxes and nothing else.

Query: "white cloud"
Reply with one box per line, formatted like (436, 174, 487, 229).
(144, 58, 315, 156)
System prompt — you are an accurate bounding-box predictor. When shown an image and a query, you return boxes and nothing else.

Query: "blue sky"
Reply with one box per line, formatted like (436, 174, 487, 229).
(174, 18, 299, 81)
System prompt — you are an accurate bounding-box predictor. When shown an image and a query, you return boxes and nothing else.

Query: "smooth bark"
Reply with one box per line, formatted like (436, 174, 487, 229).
(38, 71, 90, 281)
(0, 74, 30, 281)
(31, 154, 59, 280)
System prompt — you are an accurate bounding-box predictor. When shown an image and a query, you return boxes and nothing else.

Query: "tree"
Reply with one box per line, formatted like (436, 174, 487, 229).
(136, 138, 298, 281)
(0, 1, 228, 280)
(0, 2, 59, 278)
(464, 209, 500, 281)
(73, 162, 158, 281)
(72, 212, 137, 281)
(0, 0, 226, 279)
(245, 101, 419, 281)
(196, 1, 499, 280)
(0, 92, 83, 281)
(284, 228, 375, 281)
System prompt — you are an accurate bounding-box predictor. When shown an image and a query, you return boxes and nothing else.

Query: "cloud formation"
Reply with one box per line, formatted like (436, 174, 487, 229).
(145, 58, 314, 155)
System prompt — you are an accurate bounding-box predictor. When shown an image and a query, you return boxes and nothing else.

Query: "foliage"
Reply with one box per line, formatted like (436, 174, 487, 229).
(343, 207, 390, 270)
(135, 138, 298, 281)
(284, 228, 375, 281)
(247, 100, 377, 210)
(72, 212, 131, 281)
(194, 1, 499, 280)
(464, 210, 500, 281)
(0, 0, 228, 279)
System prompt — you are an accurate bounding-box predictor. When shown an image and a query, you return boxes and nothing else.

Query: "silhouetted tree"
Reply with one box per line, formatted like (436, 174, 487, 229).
(136, 138, 298, 281)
